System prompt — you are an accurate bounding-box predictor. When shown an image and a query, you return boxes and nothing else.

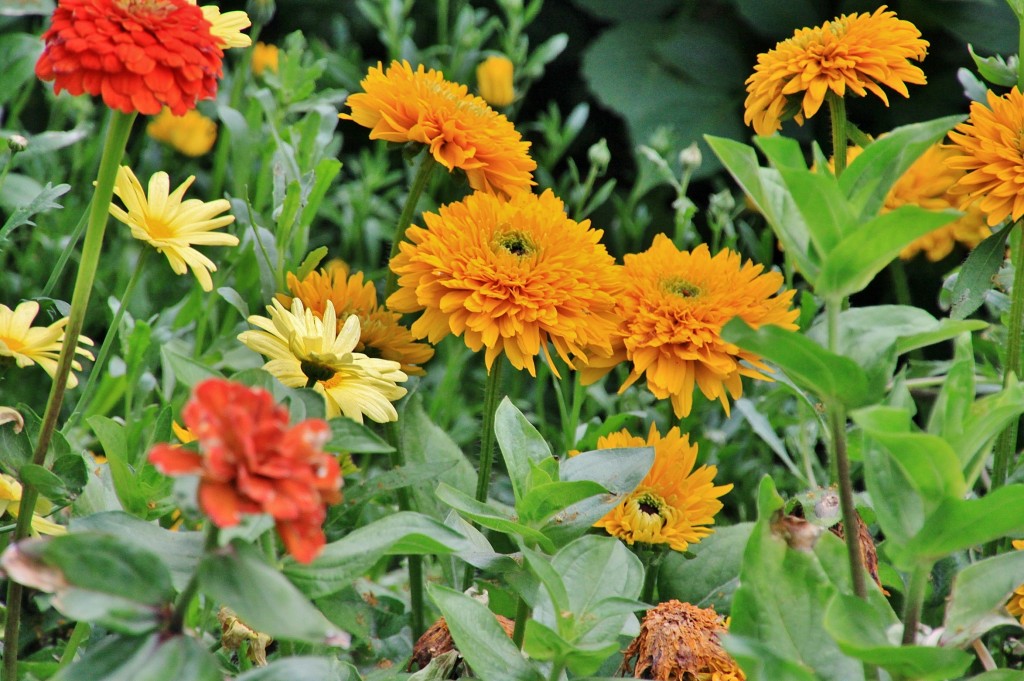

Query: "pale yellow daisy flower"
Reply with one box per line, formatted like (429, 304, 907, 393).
(0, 474, 66, 536)
(0, 301, 93, 388)
(187, 1, 252, 49)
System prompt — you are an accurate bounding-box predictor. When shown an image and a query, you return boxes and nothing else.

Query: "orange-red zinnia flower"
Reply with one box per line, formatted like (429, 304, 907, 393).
(341, 60, 536, 196)
(149, 378, 342, 563)
(35, 0, 224, 115)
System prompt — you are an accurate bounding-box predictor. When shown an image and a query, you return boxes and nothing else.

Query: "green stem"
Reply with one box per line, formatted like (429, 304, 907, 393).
(993, 223, 1024, 492)
(827, 92, 848, 177)
(383, 152, 437, 300)
(511, 594, 531, 649)
(3, 109, 136, 681)
(56, 621, 91, 670)
(67, 249, 149, 430)
(640, 548, 664, 605)
(383, 421, 426, 639)
(547, 661, 564, 681)
(826, 296, 868, 600)
(901, 565, 929, 646)
(169, 524, 220, 633)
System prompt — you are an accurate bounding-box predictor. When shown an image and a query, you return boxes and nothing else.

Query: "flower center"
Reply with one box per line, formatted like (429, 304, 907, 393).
(115, 0, 178, 16)
(145, 216, 178, 240)
(636, 493, 666, 518)
(300, 360, 337, 386)
(662, 278, 700, 298)
(494, 230, 535, 257)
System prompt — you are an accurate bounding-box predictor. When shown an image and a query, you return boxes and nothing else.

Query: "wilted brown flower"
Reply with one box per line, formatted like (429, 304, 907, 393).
(409, 616, 515, 674)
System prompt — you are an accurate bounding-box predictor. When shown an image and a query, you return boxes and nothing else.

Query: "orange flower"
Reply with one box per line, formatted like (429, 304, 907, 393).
(744, 6, 927, 136)
(149, 379, 342, 563)
(476, 55, 515, 108)
(594, 235, 798, 418)
(35, 0, 224, 115)
(1008, 539, 1024, 626)
(341, 60, 535, 196)
(278, 261, 433, 376)
(947, 87, 1024, 227)
(387, 189, 622, 376)
(251, 42, 279, 76)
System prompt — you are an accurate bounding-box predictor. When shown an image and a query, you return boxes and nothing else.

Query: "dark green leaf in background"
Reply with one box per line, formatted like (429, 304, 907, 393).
(950, 221, 1014, 320)
(51, 633, 219, 681)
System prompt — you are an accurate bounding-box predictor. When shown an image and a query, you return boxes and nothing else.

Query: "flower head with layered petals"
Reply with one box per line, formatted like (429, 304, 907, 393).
(35, 0, 225, 115)
(0, 301, 94, 388)
(744, 6, 927, 136)
(109, 165, 238, 291)
(238, 299, 408, 423)
(595, 235, 798, 418)
(341, 60, 535, 196)
(581, 424, 732, 552)
(947, 87, 1024, 227)
(149, 379, 341, 563)
(278, 262, 434, 376)
(387, 189, 622, 376)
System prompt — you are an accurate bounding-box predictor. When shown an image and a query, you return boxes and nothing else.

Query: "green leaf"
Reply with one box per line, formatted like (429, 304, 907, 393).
(817, 206, 959, 299)
(729, 477, 865, 680)
(71, 512, 204, 591)
(967, 673, 1024, 681)
(51, 633, 220, 681)
(235, 657, 354, 681)
(840, 115, 965, 220)
(87, 415, 148, 516)
(968, 44, 1019, 87)
(859, 426, 926, 551)
(926, 334, 975, 440)
(295, 246, 330, 281)
(658, 523, 753, 612)
(723, 634, 818, 681)
(435, 482, 555, 552)
(0, 183, 70, 248)
(283, 511, 472, 598)
(0, 403, 32, 474)
(326, 417, 394, 454)
(896, 319, 987, 355)
(407, 650, 460, 680)
(519, 480, 607, 526)
(495, 397, 553, 503)
(824, 594, 972, 680)
(199, 540, 349, 645)
(160, 346, 223, 390)
(19, 454, 87, 506)
(951, 376, 1024, 486)
(950, 221, 1013, 320)
(942, 550, 1024, 646)
(722, 319, 872, 407)
(429, 584, 545, 681)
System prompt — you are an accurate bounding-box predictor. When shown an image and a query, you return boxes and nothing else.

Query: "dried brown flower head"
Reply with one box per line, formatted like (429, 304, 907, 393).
(409, 615, 516, 675)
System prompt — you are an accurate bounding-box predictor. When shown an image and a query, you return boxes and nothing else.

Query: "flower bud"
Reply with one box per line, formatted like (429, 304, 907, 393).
(476, 55, 515, 108)
(588, 138, 611, 172)
(7, 135, 27, 153)
(679, 142, 702, 172)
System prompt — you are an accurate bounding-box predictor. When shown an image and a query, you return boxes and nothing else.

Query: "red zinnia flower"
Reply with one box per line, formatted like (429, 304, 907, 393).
(35, 0, 224, 115)
(149, 379, 342, 564)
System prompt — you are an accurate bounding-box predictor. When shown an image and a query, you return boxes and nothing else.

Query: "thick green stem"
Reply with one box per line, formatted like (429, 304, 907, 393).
(67, 249, 149, 430)
(383, 152, 437, 299)
(901, 565, 929, 646)
(640, 549, 664, 605)
(827, 92, 848, 177)
(511, 594, 531, 649)
(993, 224, 1024, 491)
(56, 621, 91, 670)
(3, 109, 136, 681)
(826, 297, 868, 600)
(169, 524, 220, 633)
(383, 420, 426, 639)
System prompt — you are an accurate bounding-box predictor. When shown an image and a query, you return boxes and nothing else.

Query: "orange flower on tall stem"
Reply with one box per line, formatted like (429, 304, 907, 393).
(744, 6, 928, 136)
(149, 379, 342, 564)
(35, 0, 226, 115)
(341, 60, 536, 196)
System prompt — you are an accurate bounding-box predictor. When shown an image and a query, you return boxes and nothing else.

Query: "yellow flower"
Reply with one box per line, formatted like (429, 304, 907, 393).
(340, 60, 536, 196)
(597, 235, 798, 418)
(238, 298, 408, 423)
(0, 301, 94, 389)
(186, 1, 252, 49)
(582, 424, 732, 552)
(251, 41, 279, 76)
(0, 474, 66, 536)
(744, 6, 928, 136)
(476, 55, 515, 108)
(947, 87, 1024, 227)
(1008, 539, 1024, 625)
(147, 107, 217, 157)
(109, 166, 239, 292)
(278, 262, 434, 376)
(387, 189, 622, 376)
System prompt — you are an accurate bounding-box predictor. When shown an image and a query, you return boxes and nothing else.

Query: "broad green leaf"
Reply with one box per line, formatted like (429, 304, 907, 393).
(522, 545, 572, 619)
(199, 540, 349, 645)
(951, 376, 1024, 485)
(926, 335, 975, 440)
(284, 511, 471, 598)
(706, 135, 819, 281)
(429, 584, 545, 681)
(435, 482, 555, 552)
(87, 415, 148, 516)
(519, 480, 607, 526)
(729, 477, 864, 680)
(51, 633, 219, 681)
(295, 246, 330, 281)
(968, 44, 1018, 87)
(72, 511, 204, 591)
(399, 395, 476, 519)
(0, 402, 32, 474)
(723, 634, 818, 681)
(344, 461, 457, 505)
(942, 550, 1024, 646)
(860, 429, 925, 551)
(42, 533, 174, 605)
(839, 115, 965, 220)
(159, 346, 223, 389)
(235, 657, 354, 681)
(893, 484, 1024, 566)
(754, 135, 810, 171)
(495, 397, 554, 503)
(950, 221, 1014, 320)
(443, 511, 520, 574)
(824, 594, 972, 680)
(896, 319, 987, 355)
(722, 319, 872, 407)
(817, 206, 959, 299)
(776, 166, 851, 255)
(659, 523, 753, 612)
(19, 454, 86, 506)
